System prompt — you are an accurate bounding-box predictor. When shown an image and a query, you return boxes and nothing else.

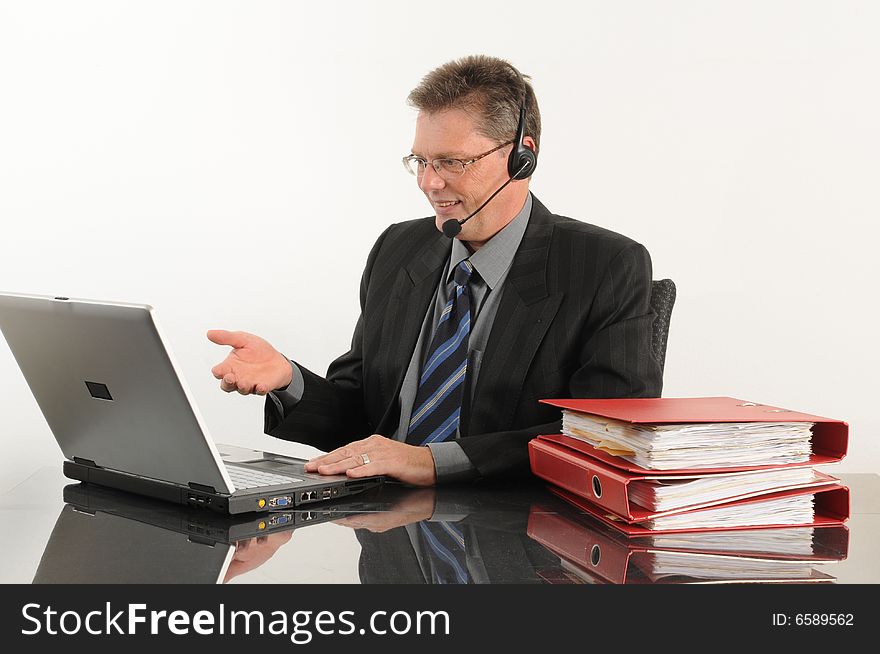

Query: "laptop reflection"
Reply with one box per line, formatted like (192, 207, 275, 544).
(33, 483, 378, 584)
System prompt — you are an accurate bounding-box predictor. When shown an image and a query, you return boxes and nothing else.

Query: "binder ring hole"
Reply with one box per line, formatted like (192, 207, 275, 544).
(591, 475, 602, 498)
(590, 545, 601, 566)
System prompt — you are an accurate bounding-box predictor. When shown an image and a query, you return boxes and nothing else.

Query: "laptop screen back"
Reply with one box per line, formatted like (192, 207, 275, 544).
(0, 293, 233, 493)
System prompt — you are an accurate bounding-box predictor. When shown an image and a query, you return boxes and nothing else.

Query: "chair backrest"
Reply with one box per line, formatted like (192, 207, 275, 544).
(650, 279, 676, 375)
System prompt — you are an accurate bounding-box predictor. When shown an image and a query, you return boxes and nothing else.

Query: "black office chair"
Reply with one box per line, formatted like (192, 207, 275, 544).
(650, 279, 676, 376)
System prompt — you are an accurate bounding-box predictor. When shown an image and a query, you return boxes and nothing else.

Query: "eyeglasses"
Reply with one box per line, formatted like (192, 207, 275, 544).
(402, 140, 514, 179)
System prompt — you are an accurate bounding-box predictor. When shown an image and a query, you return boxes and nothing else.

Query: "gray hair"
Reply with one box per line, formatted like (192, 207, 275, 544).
(407, 55, 541, 155)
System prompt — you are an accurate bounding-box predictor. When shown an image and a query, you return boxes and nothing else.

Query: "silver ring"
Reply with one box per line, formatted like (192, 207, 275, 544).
(360, 453, 371, 466)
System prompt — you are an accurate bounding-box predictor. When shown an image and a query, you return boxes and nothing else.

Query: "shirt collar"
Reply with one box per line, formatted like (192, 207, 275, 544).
(447, 193, 533, 290)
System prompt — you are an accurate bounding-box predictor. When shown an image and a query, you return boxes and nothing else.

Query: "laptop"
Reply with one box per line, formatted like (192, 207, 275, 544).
(0, 292, 383, 514)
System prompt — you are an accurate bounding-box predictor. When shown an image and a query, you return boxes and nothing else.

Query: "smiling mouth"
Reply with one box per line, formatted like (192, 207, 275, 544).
(435, 200, 460, 208)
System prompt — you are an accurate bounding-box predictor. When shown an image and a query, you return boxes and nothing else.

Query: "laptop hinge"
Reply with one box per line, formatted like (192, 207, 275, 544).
(73, 457, 99, 468)
(188, 482, 217, 494)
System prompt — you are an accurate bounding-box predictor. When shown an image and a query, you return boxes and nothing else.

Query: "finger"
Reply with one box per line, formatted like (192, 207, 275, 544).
(346, 461, 377, 478)
(305, 453, 358, 472)
(235, 380, 255, 396)
(220, 375, 237, 393)
(315, 456, 364, 476)
(306, 447, 365, 474)
(318, 448, 374, 476)
(211, 362, 231, 379)
(207, 329, 250, 349)
(305, 447, 353, 471)
(305, 456, 348, 473)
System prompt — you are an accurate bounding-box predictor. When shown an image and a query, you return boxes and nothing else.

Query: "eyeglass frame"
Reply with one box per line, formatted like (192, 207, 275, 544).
(402, 140, 514, 178)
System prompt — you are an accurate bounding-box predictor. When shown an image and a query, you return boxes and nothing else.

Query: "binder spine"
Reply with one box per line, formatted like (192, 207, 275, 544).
(528, 439, 632, 518)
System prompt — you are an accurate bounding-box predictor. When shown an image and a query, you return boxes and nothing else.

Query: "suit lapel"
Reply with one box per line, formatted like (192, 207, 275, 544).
(465, 206, 562, 436)
(375, 231, 449, 433)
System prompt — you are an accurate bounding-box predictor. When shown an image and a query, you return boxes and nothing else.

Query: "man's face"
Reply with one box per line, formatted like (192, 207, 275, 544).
(411, 108, 526, 248)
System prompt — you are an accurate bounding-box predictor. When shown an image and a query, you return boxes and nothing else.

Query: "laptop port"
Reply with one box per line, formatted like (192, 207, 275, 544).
(268, 513, 292, 527)
(268, 496, 292, 507)
(302, 511, 317, 522)
(322, 488, 332, 500)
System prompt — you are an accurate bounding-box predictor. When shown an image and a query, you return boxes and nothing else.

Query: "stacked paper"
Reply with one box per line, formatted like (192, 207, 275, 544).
(562, 411, 812, 470)
(641, 494, 814, 531)
(627, 467, 822, 512)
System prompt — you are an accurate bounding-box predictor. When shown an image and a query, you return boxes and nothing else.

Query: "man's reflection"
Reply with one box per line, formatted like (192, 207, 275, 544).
(333, 484, 561, 584)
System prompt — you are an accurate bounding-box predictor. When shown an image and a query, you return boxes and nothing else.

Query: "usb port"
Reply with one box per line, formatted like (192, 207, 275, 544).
(322, 488, 332, 500)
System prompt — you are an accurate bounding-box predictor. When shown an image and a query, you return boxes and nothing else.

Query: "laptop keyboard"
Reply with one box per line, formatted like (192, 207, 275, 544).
(225, 465, 302, 490)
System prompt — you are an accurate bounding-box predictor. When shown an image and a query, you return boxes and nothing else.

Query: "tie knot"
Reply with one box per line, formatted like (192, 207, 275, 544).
(453, 260, 474, 287)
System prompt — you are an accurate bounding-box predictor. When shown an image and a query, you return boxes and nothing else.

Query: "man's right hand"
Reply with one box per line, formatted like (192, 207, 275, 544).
(207, 329, 293, 396)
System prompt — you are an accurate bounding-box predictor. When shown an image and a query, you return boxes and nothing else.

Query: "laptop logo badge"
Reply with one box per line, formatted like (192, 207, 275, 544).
(85, 381, 113, 401)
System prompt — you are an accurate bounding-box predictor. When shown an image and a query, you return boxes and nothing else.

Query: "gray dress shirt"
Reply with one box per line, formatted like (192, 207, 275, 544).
(269, 194, 533, 483)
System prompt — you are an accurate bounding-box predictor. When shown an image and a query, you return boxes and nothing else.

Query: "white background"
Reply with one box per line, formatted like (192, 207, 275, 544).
(1, 0, 878, 493)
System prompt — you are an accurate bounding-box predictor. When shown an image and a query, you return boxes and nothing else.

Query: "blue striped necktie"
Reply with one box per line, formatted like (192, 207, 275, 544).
(406, 259, 474, 445)
(417, 521, 470, 584)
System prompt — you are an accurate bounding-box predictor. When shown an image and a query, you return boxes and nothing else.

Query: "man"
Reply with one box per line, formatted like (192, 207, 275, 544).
(208, 55, 662, 486)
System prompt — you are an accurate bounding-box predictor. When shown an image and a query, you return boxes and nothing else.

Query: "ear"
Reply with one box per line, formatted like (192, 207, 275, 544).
(522, 136, 537, 153)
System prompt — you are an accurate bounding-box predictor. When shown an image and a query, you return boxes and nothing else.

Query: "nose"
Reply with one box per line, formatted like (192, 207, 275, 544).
(418, 164, 446, 193)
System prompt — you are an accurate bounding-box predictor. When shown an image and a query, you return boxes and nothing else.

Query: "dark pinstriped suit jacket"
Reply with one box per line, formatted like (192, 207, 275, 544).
(264, 196, 662, 480)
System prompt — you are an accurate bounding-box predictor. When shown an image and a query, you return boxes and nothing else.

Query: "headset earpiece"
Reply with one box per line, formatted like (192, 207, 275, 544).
(507, 70, 538, 180)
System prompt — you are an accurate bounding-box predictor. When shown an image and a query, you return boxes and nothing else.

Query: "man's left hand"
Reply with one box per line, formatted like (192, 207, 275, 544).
(304, 435, 436, 487)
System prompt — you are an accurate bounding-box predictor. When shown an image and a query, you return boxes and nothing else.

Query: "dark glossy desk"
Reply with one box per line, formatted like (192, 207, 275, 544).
(1, 467, 877, 584)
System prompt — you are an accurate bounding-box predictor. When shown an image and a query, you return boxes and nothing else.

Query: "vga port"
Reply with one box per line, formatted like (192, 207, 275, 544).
(268, 513, 292, 527)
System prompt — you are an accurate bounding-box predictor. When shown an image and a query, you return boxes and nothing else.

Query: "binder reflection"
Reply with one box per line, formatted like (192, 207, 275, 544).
(527, 502, 849, 584)
(32, 483, 373, 584)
